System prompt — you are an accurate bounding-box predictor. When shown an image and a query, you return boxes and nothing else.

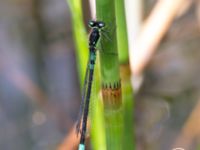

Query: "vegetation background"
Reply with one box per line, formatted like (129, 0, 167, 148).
(0, 0, 200, 150)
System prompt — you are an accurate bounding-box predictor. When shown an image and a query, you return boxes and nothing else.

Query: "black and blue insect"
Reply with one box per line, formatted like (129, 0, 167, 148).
(76, 20, 105, 150)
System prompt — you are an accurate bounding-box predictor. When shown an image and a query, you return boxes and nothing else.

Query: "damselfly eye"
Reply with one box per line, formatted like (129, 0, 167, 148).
(88, 21, 95, 27)
(98, 22, 105, 28)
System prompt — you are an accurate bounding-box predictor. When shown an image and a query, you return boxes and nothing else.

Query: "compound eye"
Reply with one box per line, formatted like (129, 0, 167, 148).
(88, 21, 95, 27)
(98, 22, 105, 28)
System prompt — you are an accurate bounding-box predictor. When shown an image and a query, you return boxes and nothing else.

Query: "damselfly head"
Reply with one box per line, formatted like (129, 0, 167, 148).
(88, 20, 105, 29)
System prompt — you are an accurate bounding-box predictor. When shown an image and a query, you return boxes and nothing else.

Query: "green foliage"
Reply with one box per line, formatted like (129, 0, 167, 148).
(122, 79, 135, 150)
(67, 0, 135, 149)
(115, 0, 135, 149)
(96, 0, 123, 149)
(96, 0, 120, 84)
(90, 96, 106, 150)
(115, 0, 129, 64)
(66, 0, 88, 85)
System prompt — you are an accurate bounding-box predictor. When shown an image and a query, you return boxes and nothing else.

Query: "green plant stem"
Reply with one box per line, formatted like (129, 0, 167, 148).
(120, 66, 135, 150)
(67, 0, 88, 85)
(90, 96, 106, 150)
(96, 0, 123, 149)
(96, 0, 120, 84)
(122, 82, 135, 149)
(115, 0, 135, 149)
(115, 0, 129, 64)
(67, 1, 104, 149)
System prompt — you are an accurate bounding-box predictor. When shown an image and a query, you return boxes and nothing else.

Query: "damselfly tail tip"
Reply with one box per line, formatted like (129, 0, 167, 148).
(78, 144, 85, 150)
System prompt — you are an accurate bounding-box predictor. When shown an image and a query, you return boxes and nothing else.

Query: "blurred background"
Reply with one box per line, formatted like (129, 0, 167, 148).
(0, 0, 80, 149)
(1, 0, 200, 150)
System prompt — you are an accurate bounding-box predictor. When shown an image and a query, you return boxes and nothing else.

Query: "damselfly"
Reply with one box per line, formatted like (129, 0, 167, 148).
(76, 20, 105, 150)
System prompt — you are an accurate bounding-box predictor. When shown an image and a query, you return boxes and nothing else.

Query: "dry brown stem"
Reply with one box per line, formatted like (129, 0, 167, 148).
(173, 97, 200, 149)
(130, 0, 188, 76)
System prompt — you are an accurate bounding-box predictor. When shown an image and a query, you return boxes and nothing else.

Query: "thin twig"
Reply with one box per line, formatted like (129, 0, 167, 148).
(173, 97, 200, 149)
(57, 125, 79, 150)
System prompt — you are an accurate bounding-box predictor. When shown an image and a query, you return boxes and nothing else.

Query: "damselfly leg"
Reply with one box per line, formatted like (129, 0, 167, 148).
(98, 21, 118, 56)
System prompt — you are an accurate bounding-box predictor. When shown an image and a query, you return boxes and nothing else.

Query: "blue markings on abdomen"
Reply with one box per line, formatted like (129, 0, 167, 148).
(78, 144, 85, 150)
